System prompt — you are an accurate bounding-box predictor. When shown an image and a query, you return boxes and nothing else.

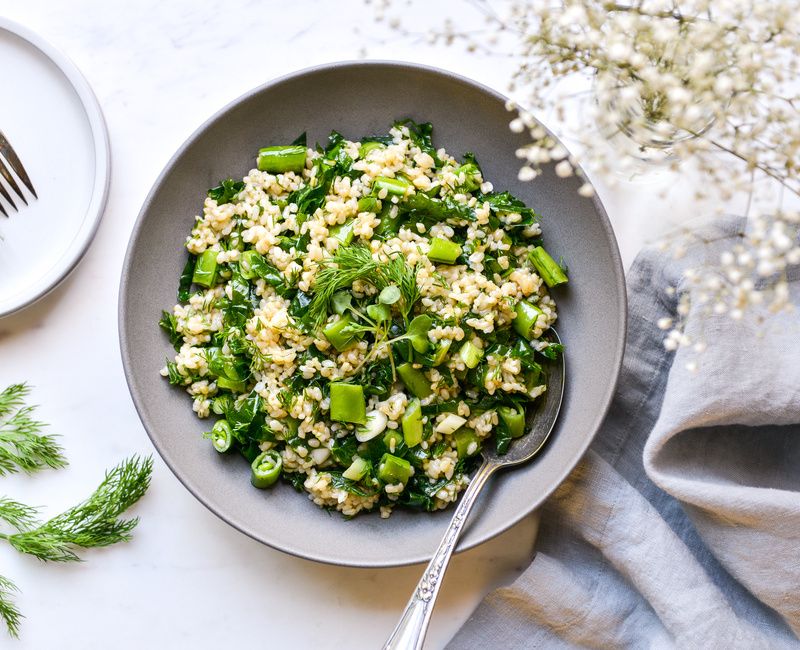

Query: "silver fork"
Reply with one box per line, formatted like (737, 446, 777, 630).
(0, 130, 37, 217)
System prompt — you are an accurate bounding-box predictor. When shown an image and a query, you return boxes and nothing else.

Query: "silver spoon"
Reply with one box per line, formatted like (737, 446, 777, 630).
(383, 330, 565, 650)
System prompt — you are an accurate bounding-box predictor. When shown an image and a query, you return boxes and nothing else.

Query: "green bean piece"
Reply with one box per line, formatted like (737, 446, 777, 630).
(427, 237, 462, 264)
(498, 405, 526, 438)
(329, 382, 367, 424)
(377, 453, 413, 484)
(458, 341, 484, 369)
(343, 457, 370, 481)
(209, 420, 233, 453)
(257, 145, 307, 173)
(329, 219, 355, 246)
(373, 176, 411, 196)
(250, 450, 282, 488)
(529, 246, 568, 288)
(323, 314, 358, 351)
(513, 300, 543, 340)
(454, 428, 481, 458)
(402, 398, 423, 448)
(192, 249, 218, 287)
(397, 363, 433, 399)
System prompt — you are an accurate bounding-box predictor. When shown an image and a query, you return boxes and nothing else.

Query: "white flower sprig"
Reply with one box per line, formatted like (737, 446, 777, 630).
(368, 0, 800, 350)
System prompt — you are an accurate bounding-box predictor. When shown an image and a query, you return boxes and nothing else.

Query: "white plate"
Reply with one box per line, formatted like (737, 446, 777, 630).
(0, 18, 109, 317)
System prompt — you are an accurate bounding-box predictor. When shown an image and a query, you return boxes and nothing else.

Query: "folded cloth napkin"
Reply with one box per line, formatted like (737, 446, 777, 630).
(448, 219, 800, 649)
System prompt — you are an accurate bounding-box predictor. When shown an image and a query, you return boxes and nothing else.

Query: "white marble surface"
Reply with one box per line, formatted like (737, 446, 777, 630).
(0, 1, 743, 648)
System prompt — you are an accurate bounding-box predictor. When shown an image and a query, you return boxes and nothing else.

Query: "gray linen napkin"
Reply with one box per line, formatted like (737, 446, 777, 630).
(448, 220, 800, 649)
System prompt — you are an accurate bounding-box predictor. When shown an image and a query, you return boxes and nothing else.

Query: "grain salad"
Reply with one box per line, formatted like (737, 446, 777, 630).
(159, 120, 567, 518)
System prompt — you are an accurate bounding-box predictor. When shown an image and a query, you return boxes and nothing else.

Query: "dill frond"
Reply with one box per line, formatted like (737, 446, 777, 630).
(0, 384, 67, 476)
(2, 455, 153, 562)
(0, 576, 22, 638)
(307, 245, 421, 330)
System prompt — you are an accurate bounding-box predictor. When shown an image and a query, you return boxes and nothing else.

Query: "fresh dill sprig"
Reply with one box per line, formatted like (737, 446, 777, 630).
(307, 246, 382, 330)
(307, 245, 421, 330)
(0, 384, 66, 476)
(0, 455, 153, 562)
(0, 498, 38, 533)
(0, 576, 22, 638)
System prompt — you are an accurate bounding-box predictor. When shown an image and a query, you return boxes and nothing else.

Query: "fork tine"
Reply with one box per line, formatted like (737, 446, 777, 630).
(0, 131, 36, 199)
(0, 156, 26, 205)
(0, 173, 18, 212)
(0, 201, 7, 218)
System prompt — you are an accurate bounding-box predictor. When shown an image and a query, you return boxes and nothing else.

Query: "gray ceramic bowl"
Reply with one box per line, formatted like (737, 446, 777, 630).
(119, 61, 626, 567)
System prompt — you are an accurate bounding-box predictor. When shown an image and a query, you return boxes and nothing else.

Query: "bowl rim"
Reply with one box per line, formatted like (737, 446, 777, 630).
(119, 59, 627, 567)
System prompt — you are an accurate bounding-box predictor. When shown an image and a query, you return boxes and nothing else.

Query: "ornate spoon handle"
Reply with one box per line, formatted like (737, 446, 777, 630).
(383, 459, 497, 650)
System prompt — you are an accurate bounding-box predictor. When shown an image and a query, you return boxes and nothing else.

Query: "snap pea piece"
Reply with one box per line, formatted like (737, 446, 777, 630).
(373, 176, 411, 196)
(329, 382, 367, 424)
(343, 457, 370, 481)
(401, 398, 423, 448)
(427, 237, 462, 264)
(397, 363, 433, 399)
(454, 428, 481, 458)
(250, 450, 282, 488)
(192, 249, 218, 287)
(458, 341, 484, 369)
(209, 420, 233, 453)
(257, 145, 307, 173)
(323, 314, 358, 351)
(498, 405, 526, 438)
(383, 430, 404, 455)
(377, 453, 413, 484)
(431, 339, 452, 366)
(513, 300, 543, 340)
(529, 246, 568, 288)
